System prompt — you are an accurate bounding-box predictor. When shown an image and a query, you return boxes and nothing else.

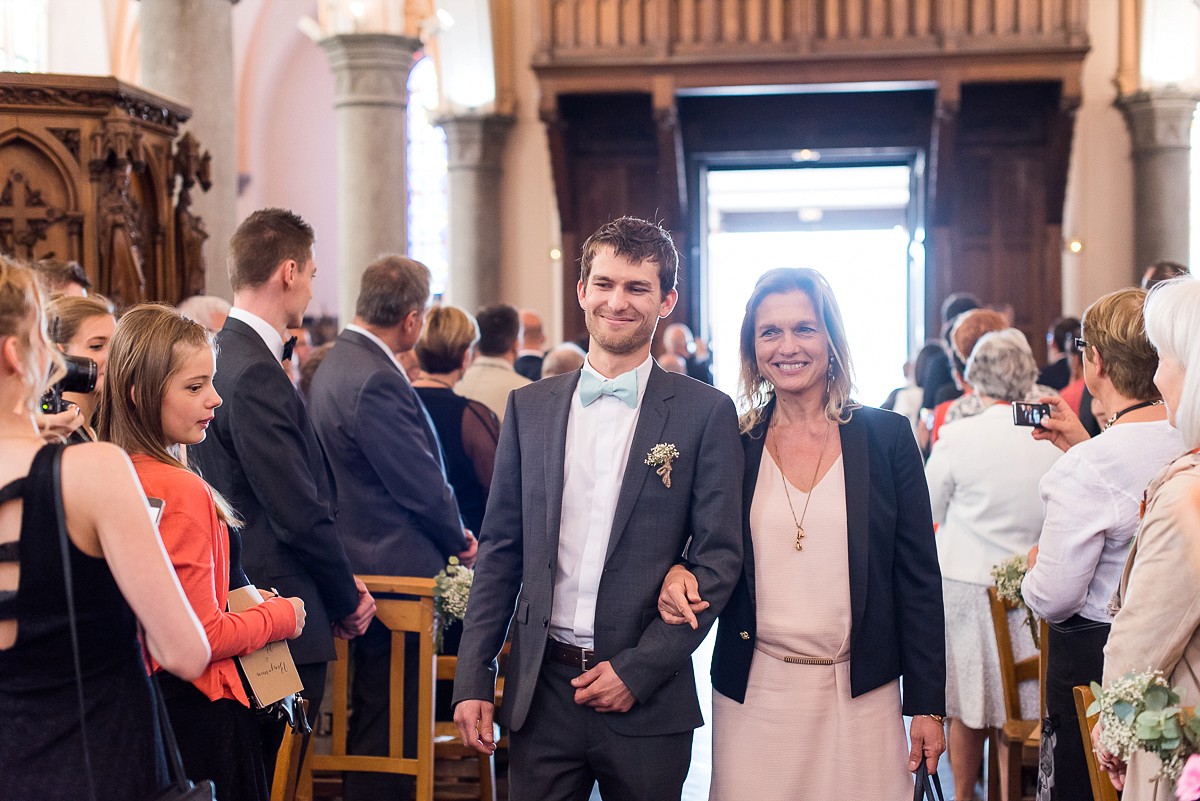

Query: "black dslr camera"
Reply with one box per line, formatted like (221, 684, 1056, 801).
(40, 355, 98, 414)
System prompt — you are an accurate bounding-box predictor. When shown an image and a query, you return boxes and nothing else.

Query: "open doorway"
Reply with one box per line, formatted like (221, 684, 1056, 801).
(700, 156, 925, 408)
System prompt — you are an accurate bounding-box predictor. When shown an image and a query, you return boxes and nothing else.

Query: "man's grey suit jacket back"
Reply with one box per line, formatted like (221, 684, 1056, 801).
(453, 365, 743, 736)
(307, 329, 468, 578)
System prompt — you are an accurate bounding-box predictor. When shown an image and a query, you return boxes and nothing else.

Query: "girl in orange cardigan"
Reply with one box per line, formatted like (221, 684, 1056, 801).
(97, 304, 305, 801)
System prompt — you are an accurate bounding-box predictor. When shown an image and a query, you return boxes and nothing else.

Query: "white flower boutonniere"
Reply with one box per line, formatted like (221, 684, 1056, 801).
(645, 443, 680, 489)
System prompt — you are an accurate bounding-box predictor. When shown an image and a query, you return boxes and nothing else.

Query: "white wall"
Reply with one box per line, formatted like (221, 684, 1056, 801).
(1060, 1, 1136, 315)
(46, 0, 108, 75)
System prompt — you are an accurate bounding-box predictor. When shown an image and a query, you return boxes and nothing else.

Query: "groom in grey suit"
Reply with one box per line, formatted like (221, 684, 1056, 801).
(453, 217, 743, 800)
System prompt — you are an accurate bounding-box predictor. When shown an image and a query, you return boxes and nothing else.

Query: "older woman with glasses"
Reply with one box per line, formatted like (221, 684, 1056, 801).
(924, 328, 1063, 801)
(1019, 288, 1181, 801)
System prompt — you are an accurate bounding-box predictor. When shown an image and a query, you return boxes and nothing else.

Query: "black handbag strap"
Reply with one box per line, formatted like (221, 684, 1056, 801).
(912, 760, 946, 801)
(52, 445, 97, 801)
(53, 446, 194, 796)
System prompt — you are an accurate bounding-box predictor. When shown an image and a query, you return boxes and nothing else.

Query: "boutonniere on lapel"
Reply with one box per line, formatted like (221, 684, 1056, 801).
(645, 443, 680, 489)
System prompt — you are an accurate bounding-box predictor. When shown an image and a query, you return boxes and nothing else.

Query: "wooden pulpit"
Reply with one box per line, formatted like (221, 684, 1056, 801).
(0, 72, 211, 307)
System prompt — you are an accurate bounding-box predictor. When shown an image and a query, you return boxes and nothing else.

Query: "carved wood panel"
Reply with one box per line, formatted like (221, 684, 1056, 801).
(0, 73, 210, 309)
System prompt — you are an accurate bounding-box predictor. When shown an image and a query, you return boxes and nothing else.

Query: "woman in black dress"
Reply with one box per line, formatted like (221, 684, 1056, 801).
(411, 305, 500, 535)
(0, 256, 210, 800)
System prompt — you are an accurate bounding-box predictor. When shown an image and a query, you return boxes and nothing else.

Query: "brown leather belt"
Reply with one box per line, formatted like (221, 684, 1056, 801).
(545, 639, 595, 672)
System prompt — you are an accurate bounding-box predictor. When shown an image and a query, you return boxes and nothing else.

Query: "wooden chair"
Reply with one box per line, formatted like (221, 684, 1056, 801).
(986, 587, 1046, 801)
(301, 576, 440, 800)
(1073, 685, 1119, 801)
(270, 699, 309, 801)
(297, 576, 503, 801)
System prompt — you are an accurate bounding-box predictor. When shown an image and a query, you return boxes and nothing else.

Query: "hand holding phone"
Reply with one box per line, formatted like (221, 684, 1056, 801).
(1012, 401, 1051, 428)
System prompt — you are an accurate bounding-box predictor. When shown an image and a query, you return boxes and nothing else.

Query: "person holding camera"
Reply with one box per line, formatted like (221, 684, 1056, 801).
(45, 294, 115, 441)
(1019, 288, 1180, 801)
(97, 304, 306, 801)
(0, 257, 210, 800)
(924, 328, 1062, 801)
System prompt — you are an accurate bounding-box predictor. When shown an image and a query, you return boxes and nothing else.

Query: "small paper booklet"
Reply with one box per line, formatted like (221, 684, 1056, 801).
(227, 585, 304, 706)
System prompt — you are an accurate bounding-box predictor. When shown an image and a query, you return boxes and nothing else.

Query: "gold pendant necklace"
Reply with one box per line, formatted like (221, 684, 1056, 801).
(770, 420, 831, 551)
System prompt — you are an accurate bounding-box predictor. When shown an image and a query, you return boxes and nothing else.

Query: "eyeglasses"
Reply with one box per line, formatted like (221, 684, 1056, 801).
(1074, 336, 1090, 351)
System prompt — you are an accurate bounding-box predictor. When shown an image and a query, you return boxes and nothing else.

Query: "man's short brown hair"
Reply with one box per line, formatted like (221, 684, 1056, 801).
(579, 216, 678, 297)
(228, 208, 315, 291)
(1082, 288, 1159, 400)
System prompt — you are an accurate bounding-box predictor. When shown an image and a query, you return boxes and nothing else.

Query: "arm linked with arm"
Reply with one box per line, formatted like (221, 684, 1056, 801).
(609, 396, 744, 703)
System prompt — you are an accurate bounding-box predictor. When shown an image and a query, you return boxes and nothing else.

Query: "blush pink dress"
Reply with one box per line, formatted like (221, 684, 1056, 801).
(709, 452, 912, 800)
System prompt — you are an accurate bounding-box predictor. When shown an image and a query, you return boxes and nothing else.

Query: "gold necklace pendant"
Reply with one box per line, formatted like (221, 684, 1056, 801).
(795, 525, 805, 551)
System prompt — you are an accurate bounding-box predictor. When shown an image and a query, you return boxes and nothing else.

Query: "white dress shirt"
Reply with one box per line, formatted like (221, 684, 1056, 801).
(1022, 419, 1184, 623)
(926, 403, 1063, 585)
(228, 307, 286, 362)
(344, 323, 407, 378)
(549, 355, 654, 648)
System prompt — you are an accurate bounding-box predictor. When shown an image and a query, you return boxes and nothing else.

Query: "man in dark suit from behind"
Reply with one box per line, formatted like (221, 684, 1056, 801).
(307, 255, 477, 801)
(190, 208, 377, 776)
(514, 308, 546, 381)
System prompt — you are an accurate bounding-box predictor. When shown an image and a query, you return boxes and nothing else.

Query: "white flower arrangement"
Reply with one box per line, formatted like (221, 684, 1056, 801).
(433, 556, 473, 653)
(645, 443, 680, 488)
(991, 554, 1039, 648)
(1089, 670, 1200, 784)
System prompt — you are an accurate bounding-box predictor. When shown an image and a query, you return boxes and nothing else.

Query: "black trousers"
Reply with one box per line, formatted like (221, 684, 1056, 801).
(1045, 615, 1110, 801)
(159, 673, 271, 801)
(508, 659, 693, 801)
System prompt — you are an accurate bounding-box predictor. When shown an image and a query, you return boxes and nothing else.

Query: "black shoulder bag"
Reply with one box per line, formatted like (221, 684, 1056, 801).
(52, 447, 217, 801)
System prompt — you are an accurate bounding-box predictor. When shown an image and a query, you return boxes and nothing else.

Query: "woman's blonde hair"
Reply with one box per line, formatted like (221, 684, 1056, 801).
(738, 268, 858, 433)
(0, 254, 58, 412)
(46, 294, 116, 346)
(97, 304, 241, 526)
(415, 305, 480, 374)
(1080, 288, 1159, 401)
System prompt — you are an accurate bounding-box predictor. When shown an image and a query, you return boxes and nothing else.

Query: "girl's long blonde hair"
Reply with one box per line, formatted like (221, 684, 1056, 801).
(97, 304, 242, 526)
(0, 255, 59, 413)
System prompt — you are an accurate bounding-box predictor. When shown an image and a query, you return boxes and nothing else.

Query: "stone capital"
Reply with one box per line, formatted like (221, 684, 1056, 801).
(436, 113, 515, 170)
(1117, 89, 1200, 152)
(319, 33, 423, 109)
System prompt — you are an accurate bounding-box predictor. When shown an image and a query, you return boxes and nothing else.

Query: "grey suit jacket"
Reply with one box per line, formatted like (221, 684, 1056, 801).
(307, 329, 468, 578)
(452, 364, 744, 736)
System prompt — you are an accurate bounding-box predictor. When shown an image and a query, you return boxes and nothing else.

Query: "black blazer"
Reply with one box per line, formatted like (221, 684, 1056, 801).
(307, 329, 468, 579)
(191, 317, 359, 666)
(710, 404, 947, 717)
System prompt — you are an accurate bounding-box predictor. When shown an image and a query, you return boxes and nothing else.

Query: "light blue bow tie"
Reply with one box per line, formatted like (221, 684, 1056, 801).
(578, 368, 638, 408)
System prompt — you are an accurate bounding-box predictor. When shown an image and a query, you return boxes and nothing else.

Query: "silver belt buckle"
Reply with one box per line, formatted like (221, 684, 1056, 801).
(579, 646, 592, 672)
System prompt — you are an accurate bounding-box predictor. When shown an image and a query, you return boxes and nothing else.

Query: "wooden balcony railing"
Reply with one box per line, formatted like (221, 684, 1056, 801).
(534, 0, 1088, 66)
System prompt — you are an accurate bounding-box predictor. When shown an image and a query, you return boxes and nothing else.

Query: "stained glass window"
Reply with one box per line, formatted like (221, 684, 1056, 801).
(407, 55, 449, 296)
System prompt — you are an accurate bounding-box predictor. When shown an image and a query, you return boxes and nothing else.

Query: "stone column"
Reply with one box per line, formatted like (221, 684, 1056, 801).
(139, 0, 238, 301)
(1118, 89, 1200, 278)
(320, 33, 421, 326)
(437, 113, 513, 312)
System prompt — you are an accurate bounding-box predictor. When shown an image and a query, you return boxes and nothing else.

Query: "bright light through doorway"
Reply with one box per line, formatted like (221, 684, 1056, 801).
(705, 165, 917, 408)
